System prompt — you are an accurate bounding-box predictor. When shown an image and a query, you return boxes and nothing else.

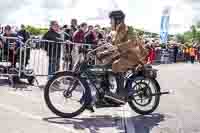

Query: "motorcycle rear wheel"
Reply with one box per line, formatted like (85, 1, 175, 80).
(128, 78, 160, 115)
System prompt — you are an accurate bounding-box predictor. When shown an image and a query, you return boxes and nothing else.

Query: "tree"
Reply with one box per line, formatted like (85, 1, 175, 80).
(25, 25, 47, 35)
(40, 28, 48, 34)
(127, 26, 137, 39)
(195, 31, 200, 43)
(176, 34, 185, 44)
(151, 33, 158, 38)
(144, 31, 151, 36)
(136, 29, 144, 36)
(183, 31, 193, 43)
(197, 21, 200, 29)
(190, 25, 197, 39)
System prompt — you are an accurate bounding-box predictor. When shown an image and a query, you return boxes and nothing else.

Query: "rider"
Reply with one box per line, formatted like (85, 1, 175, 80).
(82, 11, 129, 110)
(102, 10, 128, 103)
(102, 10, 148, 103)
(84, 10, 148, 110)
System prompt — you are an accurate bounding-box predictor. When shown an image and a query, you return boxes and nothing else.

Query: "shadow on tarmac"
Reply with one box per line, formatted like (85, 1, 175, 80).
(0, 79, 9, 86)
(0, 78, 33, 91)
(126, 113, 166, 133)
(43, 113, 167, 133)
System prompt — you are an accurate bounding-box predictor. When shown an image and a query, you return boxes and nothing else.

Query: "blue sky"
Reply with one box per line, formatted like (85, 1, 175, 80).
(0, 0, 197, 34)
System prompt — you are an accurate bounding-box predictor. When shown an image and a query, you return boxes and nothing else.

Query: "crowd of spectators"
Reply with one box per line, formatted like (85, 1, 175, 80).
(1, 18, 200, 79)
(145, 41, 200, 64)
(41, 19, 112, 77)
(0, 19, 111, 77)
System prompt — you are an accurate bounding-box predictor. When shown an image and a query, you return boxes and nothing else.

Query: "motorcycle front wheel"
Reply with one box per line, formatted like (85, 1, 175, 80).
(44, 71, 88, 118)
(128, 78, 160, 115)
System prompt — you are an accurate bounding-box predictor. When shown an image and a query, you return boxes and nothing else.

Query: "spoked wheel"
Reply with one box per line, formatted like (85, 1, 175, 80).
(44, 71, 88, 118)
(128, 78, 160, 115)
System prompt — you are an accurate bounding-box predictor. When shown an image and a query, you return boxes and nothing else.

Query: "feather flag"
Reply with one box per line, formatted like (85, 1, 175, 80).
(160, 8, 170, 44)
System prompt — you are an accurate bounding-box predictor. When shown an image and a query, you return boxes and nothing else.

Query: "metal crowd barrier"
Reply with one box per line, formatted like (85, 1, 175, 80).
(22, 39, 96, 79)
(0, 37, 110, 86)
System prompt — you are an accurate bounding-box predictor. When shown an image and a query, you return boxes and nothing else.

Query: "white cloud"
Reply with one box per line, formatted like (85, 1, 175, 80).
(0, 0, 197, 34)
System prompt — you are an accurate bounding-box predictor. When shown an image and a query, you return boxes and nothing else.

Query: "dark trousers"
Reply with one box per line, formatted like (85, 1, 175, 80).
(185, 53, 190, 62)
(24, 49, 30, 67)
(174, 53, 177, 63)
(48, 58, 60, 79)
(3, 49, 18, 67)
(191, 56, 195, 64)
(115, 73, 125, 95)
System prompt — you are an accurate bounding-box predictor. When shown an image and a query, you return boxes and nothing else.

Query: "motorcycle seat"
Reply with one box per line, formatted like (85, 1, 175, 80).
(143, 64, 152, 69)
(94, 64, 112, 69)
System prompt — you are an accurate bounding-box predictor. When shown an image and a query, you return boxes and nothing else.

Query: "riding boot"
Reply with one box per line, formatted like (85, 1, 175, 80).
(79, 79, 94, 113)
(116, 73, 127, 96)
(104, 72, 110, 92)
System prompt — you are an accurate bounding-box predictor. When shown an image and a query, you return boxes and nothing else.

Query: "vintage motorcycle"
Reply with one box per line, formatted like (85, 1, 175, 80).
(44, 43, 169, 118)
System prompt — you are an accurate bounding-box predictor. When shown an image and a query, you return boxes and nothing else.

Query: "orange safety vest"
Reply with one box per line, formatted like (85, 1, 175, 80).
(190, 48, 195, 56)
(183, 49, 185, 53)
(185, 48, 189, 53)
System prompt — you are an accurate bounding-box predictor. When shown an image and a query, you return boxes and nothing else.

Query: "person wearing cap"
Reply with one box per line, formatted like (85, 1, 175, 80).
(97, 10, 148, 102)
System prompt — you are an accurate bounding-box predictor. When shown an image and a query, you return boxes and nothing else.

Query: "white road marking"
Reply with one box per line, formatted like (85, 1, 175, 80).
(0, 103, 76, 132)
(7, 86, 135, 133)
(8, 90, 42, 103)
(122, 105, 136, 133)
(6, 90, 134, 133)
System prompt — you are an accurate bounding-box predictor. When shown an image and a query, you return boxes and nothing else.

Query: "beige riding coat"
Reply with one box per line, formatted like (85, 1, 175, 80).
(97, 23, 148, 73)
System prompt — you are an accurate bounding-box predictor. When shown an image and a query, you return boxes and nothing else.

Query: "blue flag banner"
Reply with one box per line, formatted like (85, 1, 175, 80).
(160, 31, 168, 44)
(160, 15, 170, 44)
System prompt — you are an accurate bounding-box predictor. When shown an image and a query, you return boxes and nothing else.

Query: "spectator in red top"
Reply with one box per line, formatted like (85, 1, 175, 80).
(71, 23, 88, 68)
(148, 44, 156, 64)
(72, 23, 87, 43)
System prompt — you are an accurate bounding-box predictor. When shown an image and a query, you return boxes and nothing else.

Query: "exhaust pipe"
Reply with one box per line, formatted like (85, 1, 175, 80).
(150, 91, 172, 96)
